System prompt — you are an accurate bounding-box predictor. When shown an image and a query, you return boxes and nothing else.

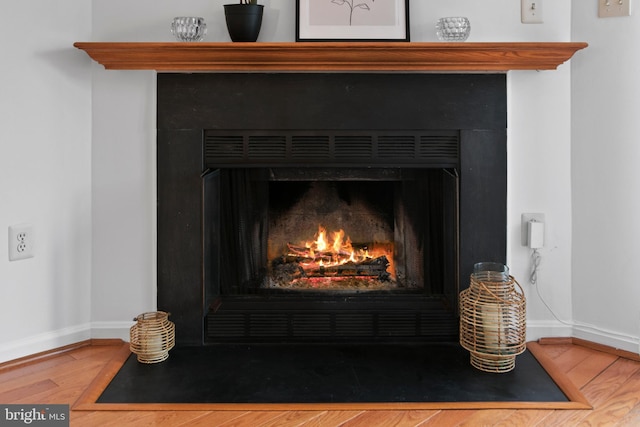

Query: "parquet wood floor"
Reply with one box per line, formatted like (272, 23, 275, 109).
(1, 340, 639, 426)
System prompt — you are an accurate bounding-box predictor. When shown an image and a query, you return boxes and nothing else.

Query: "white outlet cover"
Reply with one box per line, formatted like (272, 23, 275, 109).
(599, 0, 631, 18)
(8, 224, 35, 261)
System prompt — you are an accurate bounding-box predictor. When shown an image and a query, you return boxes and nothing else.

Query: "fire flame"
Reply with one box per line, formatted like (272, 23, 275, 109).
(298, 225, 372, 267)
(276, 224, 396, 286)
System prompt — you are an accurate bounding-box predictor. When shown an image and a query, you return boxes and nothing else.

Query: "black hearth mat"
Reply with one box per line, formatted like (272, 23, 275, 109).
(97, 343, 568, 404)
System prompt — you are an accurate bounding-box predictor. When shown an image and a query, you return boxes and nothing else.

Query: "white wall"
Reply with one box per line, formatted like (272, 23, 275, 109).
(0, 1, 93, 362)
(572, 3, 640, 351)
(88, 0, 577, 344)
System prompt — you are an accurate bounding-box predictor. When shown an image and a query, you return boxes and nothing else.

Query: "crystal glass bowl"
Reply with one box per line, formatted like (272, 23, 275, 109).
(436, 17, 471, 42)
(171, 17, 207, 42)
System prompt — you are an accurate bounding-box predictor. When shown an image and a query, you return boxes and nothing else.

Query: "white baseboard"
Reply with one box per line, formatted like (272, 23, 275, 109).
(0, 324, 91, 364)
(91, 321, 135, 342)
(0, 321, 133, 365)
(572, 324, 640, 355)
(527, 320, 639, 355)
(526, 320, 574, 342)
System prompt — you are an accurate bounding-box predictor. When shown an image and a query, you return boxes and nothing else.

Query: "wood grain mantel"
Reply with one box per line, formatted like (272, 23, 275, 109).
(73, 42, 587, 72)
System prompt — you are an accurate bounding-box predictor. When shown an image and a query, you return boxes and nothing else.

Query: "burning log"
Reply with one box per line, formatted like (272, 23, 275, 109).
(305, 256, 389, 278)
(268, 226, 394, 289)
(287, 243, 352, 259)
(271, 255, 391, 283)
(286, 243, 311, 257)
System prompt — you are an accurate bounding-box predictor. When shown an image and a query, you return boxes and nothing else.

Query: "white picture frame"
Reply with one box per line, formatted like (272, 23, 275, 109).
(296, 0, 410, 42)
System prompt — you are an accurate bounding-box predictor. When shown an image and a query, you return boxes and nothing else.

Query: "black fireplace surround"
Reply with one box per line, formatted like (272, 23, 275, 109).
(157, 73, 507, 346)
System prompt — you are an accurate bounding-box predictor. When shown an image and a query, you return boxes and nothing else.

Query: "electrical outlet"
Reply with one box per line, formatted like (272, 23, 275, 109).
(8, 224, 35, 261)
(522, 0, 544, 24)
(599, 0, 631, 18)
(521, 213, 545, 246)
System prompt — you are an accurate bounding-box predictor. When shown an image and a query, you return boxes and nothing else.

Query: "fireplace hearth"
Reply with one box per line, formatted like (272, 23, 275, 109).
(157, 73, 507, 346)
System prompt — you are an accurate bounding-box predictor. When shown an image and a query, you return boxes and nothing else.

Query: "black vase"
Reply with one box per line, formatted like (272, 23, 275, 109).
(224, 4, 264, 42)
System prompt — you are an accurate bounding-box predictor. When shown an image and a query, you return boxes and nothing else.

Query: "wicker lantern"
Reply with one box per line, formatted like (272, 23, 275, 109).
(130, 311, 175, 364)
(459, 263, 526, 373)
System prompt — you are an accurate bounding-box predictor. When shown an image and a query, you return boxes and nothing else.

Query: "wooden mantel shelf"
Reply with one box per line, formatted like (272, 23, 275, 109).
(73, 42, 587, 72)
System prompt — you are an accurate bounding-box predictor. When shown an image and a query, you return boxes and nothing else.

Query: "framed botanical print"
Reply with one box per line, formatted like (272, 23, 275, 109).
(296, 0, 410, 42)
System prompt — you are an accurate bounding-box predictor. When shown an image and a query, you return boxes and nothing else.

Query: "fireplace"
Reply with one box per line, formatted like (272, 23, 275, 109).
(157, 72, 507, 346)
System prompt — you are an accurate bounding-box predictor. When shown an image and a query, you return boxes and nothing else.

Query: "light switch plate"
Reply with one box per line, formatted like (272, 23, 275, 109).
(522, 0, 544, 24)
(599, 0, 631, 17)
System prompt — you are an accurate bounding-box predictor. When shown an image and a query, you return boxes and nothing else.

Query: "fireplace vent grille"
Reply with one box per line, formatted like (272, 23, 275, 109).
(205, 297, 459, 343)
(204, 130, 459, 168)
(291, 135, 331, 159)
(334, 136, 374, 158)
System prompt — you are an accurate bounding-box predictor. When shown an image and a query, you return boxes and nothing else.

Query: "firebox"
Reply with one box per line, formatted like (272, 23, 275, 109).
(265, 163, 458, 295)
(269, 180, 400, 293)
(157, 73, 507, 346)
